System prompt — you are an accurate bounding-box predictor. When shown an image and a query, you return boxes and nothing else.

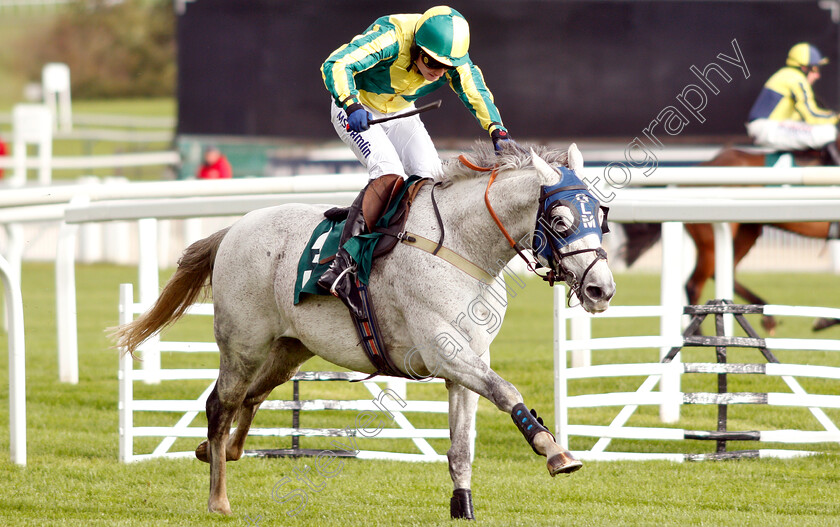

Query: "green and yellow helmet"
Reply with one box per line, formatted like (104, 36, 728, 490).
(786, 42, 829, 68)
(414, 6, 470, 67)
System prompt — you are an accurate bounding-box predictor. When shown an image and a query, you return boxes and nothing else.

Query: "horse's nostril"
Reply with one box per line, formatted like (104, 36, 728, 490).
(586, 285, 603, 300)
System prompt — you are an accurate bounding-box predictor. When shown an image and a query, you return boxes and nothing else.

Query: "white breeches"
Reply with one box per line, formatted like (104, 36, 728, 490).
(330, 100, 443, 180)
(747, 119, 837, 150)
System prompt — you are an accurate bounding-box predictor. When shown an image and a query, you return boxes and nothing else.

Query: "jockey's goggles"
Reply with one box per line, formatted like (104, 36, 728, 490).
(421, 51, 454, 71)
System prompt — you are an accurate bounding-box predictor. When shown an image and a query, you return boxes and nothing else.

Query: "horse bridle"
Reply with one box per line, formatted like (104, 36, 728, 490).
(457, 155, 609, 305)
(535, 181, 610, 304)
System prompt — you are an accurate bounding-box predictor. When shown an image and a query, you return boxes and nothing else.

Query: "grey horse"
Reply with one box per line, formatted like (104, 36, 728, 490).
(112, 143, 615, 519)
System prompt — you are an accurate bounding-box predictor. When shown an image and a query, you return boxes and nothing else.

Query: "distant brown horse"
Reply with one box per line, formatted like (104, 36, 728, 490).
(622, 145, 839, 333)
(685, 145, 839, 333)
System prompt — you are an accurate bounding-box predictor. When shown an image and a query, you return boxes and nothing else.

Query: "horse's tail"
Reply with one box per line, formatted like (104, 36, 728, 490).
(110, 226, 231, 358)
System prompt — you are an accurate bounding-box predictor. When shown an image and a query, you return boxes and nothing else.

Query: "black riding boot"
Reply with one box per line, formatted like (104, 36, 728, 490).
(317, 174, 403, 319)
(317, 189, 368, 319)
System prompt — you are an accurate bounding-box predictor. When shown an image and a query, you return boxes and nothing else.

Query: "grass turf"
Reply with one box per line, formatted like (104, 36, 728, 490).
(0, 264, 839, 525)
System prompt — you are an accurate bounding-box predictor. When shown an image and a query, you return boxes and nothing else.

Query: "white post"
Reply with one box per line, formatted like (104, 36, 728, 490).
(12, 104, 52, 186)
(386, 378, 407, 401)
(183, 217, 203, 248)
(118, 283, 134, 463)
(828, 239, 840, 274)
(103, 177, 132, 264)
(77, 176, 102, 264)
(570, 315, 591, 368)
(554, 284, 570, 447)
(11, 130, 27, 189)
(2, 223, 24, 332)
(138, 218, 161, 384)
(104, 220, 132, 264)
(42, 63, 72, 132)
(659, 221, 683, 423)
(37, 128, 52, 186)
(158, 220, 171, 270)
(0, 253, 26, 465)
(712, 222, 734, 335)
(56, 196, 86, 384)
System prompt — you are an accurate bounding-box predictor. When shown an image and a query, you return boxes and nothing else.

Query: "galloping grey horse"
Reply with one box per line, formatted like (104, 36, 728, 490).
(113, 143, 615, 519)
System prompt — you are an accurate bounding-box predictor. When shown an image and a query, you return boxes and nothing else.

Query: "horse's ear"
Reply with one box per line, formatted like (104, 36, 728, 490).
(530, 148, 560, 186)
(567, 143, 584, 171)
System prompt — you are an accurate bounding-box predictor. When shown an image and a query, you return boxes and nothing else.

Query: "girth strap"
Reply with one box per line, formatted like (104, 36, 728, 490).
(346, 178, 435, 381)
(349, 277, 411, 381)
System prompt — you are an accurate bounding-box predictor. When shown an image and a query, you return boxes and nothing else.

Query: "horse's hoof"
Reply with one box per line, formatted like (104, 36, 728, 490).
(208, 499, 232, 515)
(813, 317, 840, 332)
(195, 440, 209, 463)
(547, 452, 582, 476)
(450, 488, 475, 520)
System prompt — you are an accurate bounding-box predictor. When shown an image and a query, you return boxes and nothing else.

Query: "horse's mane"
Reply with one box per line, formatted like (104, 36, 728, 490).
(440, 142, 570, 183)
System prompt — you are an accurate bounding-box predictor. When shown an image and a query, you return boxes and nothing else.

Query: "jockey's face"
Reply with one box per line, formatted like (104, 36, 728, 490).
(807, 66, 821, 85)
(416, 52, 450, 82)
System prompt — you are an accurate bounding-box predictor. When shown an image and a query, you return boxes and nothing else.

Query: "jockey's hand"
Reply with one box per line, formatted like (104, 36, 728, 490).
(491, 128, 511, 152)
(346, 104, 372, 133)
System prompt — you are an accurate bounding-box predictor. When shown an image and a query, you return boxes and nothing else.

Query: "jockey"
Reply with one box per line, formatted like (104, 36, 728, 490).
(746, 42, 840, 164)
(319, 5, 510, 317)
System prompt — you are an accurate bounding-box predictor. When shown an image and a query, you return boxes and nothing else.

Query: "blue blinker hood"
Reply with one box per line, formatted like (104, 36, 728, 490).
(533, 166, 609, 262)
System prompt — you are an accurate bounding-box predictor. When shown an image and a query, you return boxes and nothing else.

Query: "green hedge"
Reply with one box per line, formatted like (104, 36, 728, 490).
(12, 0, 175, 99)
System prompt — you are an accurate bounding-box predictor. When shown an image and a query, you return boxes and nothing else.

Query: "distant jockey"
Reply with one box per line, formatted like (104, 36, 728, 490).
(747, 42, 840, 164)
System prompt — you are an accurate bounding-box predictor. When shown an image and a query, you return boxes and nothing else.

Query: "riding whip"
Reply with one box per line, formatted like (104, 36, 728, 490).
(368, 100, 442, 125)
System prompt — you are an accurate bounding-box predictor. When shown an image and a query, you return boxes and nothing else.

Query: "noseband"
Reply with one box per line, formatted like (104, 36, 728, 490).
(458, 155, 609, 305)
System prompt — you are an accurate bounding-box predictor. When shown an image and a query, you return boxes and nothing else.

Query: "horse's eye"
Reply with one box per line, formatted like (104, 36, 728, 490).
(550, 207, 575, 234)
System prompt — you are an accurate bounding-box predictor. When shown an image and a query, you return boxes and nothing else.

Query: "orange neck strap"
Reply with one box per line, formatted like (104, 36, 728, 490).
(458, 155, 536, 272)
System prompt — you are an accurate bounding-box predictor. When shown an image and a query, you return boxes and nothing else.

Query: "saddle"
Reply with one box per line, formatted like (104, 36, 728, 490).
(763, 148, 833, 167)
(322, 176, 430, 262)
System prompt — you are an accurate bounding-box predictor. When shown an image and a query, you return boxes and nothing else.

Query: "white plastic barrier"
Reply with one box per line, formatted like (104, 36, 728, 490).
(0, 253, 26, 465)
(12, 103, 52, 186)
(52, 183, 840, 386)
(118, 283, 472, 463)
(0, 150, 179, 172)
(554, 291, 840, 461)
(42, 63, 72, 132)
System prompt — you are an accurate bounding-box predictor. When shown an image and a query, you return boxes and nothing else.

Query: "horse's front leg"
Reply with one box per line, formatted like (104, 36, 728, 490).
(445, 379, 479, 520)
(511, 403, 582, 476)
(412, 327, 581, 478)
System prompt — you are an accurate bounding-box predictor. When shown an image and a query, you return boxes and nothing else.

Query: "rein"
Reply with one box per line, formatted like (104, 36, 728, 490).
(456, 154, 608, 304)
(458, 155, 541, 275)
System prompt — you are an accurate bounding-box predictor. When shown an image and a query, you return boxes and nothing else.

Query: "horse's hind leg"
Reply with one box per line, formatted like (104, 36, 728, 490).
(204, 376, 245, 515)
(225, 339, 312, 460)
(206, 335, 279, 515)
(685, 223, 715, 306)
(730, 224, 778, 333)
(196, 338, 313, 463)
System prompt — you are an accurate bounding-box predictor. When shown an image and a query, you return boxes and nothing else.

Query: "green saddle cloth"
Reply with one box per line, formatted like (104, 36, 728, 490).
(294, 175, 423, 304)
(764, 152, 795, 167)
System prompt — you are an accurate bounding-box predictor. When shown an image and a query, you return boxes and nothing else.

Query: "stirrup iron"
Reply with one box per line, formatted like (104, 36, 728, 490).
(329, 264, 357, 297)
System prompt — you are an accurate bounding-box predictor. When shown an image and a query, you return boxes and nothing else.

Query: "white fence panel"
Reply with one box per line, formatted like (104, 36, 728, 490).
(555, 295, 840, 461)
(117, 283, 472, 463)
